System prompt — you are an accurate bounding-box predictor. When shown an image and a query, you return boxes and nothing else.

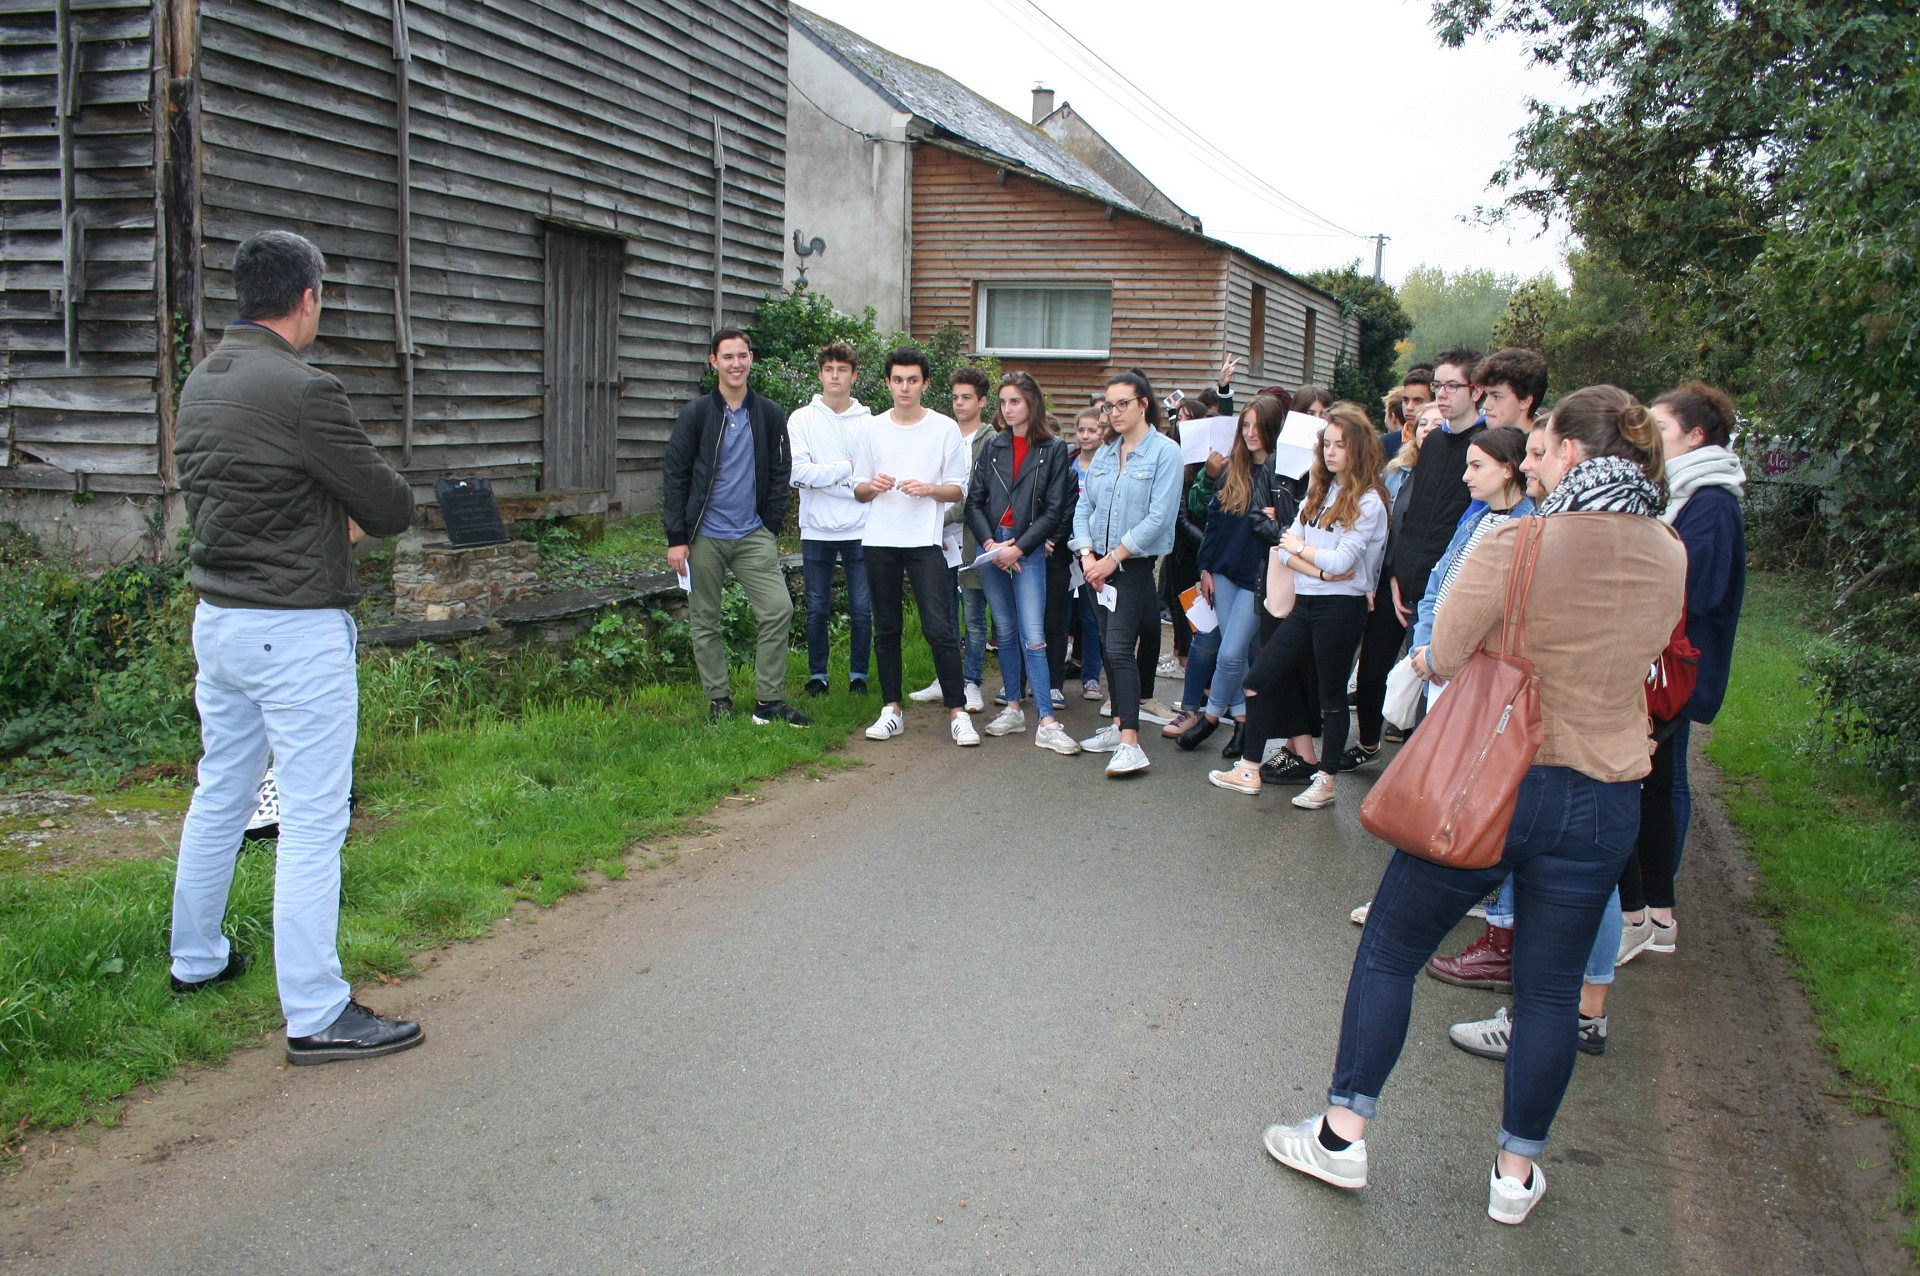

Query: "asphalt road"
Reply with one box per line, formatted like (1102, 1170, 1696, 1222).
(4, 681, 1897, 1274)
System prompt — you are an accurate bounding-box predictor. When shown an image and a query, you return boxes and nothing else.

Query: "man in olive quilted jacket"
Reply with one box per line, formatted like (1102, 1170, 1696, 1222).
(169, 230, 423, 1066)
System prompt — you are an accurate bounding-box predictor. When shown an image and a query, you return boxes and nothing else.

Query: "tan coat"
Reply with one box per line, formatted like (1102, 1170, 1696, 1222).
(1430, 513, 1687, 783)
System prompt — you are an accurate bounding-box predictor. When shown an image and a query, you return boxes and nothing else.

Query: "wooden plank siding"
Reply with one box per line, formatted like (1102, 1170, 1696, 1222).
(908, 144, 1356, 419)
(909, 143, 1227, 416)
(194, 0, 788, 499)
(0, 0, 165, 488)
(4, 0, 786, 513)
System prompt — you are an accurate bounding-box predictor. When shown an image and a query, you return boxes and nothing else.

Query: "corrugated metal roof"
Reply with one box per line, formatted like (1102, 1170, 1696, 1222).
(790, 6, 1138, 211)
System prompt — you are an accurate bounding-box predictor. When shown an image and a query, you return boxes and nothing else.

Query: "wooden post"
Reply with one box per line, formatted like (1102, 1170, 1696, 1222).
(391, 0, 415, 467)
(55, 0, 77, 365)
(710, 115, 725, 333)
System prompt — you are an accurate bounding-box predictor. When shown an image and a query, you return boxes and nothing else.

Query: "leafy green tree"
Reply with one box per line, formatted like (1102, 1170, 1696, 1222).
(1396, 265, 1519, 368)
(1490, 251, 1676, 403)
(1302, 263, 1412, 407)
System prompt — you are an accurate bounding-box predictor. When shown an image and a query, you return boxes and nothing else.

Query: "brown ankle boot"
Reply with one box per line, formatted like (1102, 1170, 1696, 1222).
(1426, 923, 1514, 991)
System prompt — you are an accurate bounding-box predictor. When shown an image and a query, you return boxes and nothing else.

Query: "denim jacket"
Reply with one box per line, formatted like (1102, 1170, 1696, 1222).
(1409, 496, 1535, 650)
(1068, 428, 1184, 559)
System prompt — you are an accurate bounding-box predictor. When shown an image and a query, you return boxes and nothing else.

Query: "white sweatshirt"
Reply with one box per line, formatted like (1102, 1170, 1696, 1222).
(850, 409, 969, 548)
(786, 393, 872, 540)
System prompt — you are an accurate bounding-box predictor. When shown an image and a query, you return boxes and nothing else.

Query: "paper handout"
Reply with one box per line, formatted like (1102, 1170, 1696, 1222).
(1096, 583, 1117, 610)
(675, 568, 692, 593)
(1179, 583, 1219, 634)
(1271, 410, 1327, 480)
(1178, 415, 1238, 465)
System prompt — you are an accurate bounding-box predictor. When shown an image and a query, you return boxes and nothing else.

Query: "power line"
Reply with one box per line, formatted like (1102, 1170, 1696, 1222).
(1009, 0, 1369, 241)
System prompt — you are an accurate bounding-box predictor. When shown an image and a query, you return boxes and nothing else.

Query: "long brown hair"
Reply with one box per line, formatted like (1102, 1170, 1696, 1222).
(1301, 403, 1387, 530)
(1219, 394, 1285, 515)
(997, 371, 1055, 441)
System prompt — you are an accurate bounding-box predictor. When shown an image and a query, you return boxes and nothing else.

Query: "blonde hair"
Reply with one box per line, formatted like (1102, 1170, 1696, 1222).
(1301, 403, 1388, 530)
(1546, 385, 1664, 482)
(1218, 395, 1285, 516)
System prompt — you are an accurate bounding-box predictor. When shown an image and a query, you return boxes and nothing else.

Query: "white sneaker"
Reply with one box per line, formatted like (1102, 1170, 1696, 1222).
(1105, 742, 1150, 776)
(1647, 916, 1676, 953)
(1616, 914, 1654, 966)
(1488, 1161, 1546, 1225)
(1051, 688, 1066, 710)
(1349, 901, 1370, 926)
(1035, 721, 1082, 756)
(950, 713, 980, 747)
(908, 679, 944, 703)
(1207, 765, 1260, 795)
(985, 705, 1026, 736)
(865, 708, 904, 741)
(1292, 772, 1337, 809)
(1081, 723, 1123, 753)
(1082, 681, 1103, 701)
(1099, 697, 1112, 716)
(964, 682, 984, 713)
(1449, 1006, 1513, 1060)
(1155, 653, 1182, 679)
(1264, 1116, 1367, 1190)
(1137, 698, 1177, 725)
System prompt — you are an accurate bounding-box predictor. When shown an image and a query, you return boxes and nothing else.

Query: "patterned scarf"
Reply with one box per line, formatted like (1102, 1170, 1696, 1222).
(1535, 454, 1665, 518)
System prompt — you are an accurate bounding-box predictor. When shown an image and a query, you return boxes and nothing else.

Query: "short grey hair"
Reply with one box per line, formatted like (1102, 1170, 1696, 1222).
(233, 230, 325, 321)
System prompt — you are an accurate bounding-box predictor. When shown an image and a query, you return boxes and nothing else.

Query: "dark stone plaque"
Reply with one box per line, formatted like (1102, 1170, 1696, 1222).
(435, 477, 509, 547)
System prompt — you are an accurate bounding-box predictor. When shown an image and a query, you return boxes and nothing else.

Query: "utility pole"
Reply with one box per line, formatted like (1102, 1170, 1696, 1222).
(1372, 233, 1389, 283)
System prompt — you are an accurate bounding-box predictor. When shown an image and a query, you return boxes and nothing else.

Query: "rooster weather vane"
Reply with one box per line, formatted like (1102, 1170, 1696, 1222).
(792, 229, 825, 290)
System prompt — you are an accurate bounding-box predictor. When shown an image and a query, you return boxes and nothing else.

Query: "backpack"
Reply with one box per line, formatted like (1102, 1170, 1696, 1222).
(1646, 614, 1700, 723)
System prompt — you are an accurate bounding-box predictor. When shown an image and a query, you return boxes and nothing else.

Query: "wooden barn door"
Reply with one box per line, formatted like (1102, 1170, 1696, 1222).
(542, 228, 623, 492)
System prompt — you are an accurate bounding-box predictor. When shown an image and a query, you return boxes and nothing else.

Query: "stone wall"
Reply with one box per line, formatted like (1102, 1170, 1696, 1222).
(391, 541, 542, 622)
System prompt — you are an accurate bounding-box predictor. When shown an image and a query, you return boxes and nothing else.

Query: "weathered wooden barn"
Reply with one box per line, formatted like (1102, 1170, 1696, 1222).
(1, 0, 787, 556)
(783, 6, 1358, 414)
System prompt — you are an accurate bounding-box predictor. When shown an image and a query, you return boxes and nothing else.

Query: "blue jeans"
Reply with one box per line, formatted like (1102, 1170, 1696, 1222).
(1671, 718, 1692, 869)
(978, 555, 1051, 707)
(1075, 587, 1104, 685)
(1181, 625, 1221, 712)
(1203, 577, 1258, 720)
(945, 566, 990, 688)
(801, 539, 871, 683)
(1330, 764, 1641, 1158)
(1488, 878, 1622, 985)
(171, 603, 359, 1037)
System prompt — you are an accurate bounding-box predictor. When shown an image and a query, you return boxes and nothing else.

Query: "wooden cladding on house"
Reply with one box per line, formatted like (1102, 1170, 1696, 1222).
(909, 144, 1226, 407)
(0, 0, 164, 489)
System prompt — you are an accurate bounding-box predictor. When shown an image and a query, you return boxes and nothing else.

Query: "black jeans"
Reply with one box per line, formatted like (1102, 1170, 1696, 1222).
(1352, 592, 1408, 749)
(1618, 730, 1680, 911)
(1101, 555, 1161, 731)
(1045, 548, 1071, 693)
(1242, 593, 1368, 772)
(865, 544, 964, 709)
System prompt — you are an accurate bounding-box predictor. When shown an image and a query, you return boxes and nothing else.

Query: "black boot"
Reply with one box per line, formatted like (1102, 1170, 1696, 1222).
(1175, 715, 1219, 751)
(1220, 720, 1246, 759)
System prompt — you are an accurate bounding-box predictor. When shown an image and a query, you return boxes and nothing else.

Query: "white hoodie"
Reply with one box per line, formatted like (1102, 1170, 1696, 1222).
(786, 393, 872, 540)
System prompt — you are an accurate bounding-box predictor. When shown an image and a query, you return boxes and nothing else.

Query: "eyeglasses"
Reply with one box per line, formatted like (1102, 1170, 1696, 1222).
(1430, 380, 1471, 393)
(1098, 395, 1140, 415)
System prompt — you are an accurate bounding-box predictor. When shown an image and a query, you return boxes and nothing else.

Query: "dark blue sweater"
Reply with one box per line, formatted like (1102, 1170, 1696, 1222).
(1198, 501, 1265, 590)
(1675, 485, 1746, 723)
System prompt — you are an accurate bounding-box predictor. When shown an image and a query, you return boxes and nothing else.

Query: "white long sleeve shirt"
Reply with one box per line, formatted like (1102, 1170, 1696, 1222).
(786, 394, 872, 540)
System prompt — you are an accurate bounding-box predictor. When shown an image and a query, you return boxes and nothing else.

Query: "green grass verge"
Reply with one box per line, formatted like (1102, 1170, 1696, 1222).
(0, 625, 934, 1134)
(1709, 571, 1920, 1242)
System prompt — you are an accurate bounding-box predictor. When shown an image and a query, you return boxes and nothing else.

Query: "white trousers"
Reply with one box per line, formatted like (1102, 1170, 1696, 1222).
(170, 602, 357, 1037)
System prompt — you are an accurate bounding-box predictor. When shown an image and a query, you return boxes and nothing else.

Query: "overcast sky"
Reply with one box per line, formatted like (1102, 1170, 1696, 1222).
(799, 0, 1576, 286)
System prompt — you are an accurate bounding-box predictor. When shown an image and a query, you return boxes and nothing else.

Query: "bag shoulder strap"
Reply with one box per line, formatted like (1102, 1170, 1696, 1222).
(1500, 516, 1546, 659)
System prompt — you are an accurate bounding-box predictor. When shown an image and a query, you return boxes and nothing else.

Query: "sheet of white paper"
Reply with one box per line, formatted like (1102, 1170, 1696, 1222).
(969, 546, 1001, 571)
(1068, 556, 1086, 593)
(675, 569, 692, 593)
(1184, 593, 1219, 634)
(1272, 411, 1327, 479)
(1177, 415, 1236, 465)
(1097, 583, 1118, 611)
(943, 543, 962, 568)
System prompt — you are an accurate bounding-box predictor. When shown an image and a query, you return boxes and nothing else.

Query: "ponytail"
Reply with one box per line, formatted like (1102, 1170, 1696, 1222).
(1651, 381, 1737, 448)
(1107, 369, 1168, 432)
(1545, 384, 1664, 483)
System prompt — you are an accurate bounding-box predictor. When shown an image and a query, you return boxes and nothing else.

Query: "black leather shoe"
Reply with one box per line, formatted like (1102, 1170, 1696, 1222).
(709, 697, 734, 723)
(1220, 721, 1246, 759)
(752, 700, 813, 727)
(285, 1000, 424, 1066)
(848, 677, 870, 695)
(1175, 715, 1219, 752)
(804, 678, 830, 698)
(170, 950, 250, 995)
(1260, 750, 1318, 785)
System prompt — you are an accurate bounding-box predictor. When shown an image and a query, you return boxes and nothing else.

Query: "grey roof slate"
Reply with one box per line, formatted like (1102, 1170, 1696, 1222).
(791, 6, 1138, 211)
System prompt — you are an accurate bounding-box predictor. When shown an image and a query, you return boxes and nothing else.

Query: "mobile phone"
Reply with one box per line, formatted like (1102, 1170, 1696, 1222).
(1164, 389, 1185, 413)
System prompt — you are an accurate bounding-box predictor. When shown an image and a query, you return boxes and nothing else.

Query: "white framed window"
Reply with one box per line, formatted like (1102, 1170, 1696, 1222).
(977, 283, 1112, 358)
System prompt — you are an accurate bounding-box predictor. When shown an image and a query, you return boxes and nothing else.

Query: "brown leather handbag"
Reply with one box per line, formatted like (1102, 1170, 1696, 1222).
(1359, 516, 1546, 870)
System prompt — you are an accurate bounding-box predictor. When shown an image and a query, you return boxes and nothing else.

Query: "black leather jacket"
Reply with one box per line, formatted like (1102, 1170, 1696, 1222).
(965, 432, 1077, 557)
(1246, 461, 1300, 608)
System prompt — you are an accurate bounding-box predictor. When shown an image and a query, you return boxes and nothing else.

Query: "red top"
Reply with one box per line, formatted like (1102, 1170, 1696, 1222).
(1001, 434, 1030, 527)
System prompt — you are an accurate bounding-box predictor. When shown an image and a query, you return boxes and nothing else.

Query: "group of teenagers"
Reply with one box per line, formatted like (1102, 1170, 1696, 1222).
(665, 326, 1750, 1227)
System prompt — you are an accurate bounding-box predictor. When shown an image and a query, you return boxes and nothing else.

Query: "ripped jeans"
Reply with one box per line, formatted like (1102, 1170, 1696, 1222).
(977, 552, 1052, 710)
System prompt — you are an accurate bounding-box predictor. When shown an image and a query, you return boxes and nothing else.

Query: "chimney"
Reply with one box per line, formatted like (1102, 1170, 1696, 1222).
(1031, 85, 1055, 125)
